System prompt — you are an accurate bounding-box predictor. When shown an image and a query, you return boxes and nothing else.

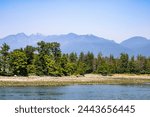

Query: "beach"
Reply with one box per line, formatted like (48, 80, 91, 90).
(0, 74, 150, 87)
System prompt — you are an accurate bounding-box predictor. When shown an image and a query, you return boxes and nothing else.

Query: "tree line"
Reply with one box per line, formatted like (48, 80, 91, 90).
(0, 41, 150, 76)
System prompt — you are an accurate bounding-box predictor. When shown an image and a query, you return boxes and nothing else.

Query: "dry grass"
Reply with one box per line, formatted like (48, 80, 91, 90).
(0, 74, 150, 87)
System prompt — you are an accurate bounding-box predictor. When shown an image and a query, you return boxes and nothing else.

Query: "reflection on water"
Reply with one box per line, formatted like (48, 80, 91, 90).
(0, 85, 150, 100)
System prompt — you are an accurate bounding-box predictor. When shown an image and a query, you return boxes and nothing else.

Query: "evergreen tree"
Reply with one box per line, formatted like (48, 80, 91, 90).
(0, 43, 10, 75)
(84, 52, 94, 73)
(119, 53, 129, 73)
(97, 58, 110, 76)
(69, 52, 78, 63)
(146, 57, 150, 73)
(128, 56, 136, 73)
(135, 55, 147, 74)
(76, 62, 86, 75)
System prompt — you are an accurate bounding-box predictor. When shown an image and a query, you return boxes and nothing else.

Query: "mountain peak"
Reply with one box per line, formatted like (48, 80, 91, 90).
(16, 33, 27, 37)
(121, 36, 150, 49)
(30, 32, 45, 36)
(67, 33, 78, 37)
(127, 36, 148, 41)
(121, 36, 149, 44)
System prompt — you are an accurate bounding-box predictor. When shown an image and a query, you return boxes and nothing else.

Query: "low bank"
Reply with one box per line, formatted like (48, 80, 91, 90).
(0, 74, 150, 87)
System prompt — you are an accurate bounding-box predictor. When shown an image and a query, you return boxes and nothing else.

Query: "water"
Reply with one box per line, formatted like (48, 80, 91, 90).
(0, 85, 150, 100)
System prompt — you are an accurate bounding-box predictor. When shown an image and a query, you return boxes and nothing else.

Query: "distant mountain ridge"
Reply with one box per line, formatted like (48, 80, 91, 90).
(120, 36, 150, 56)
(120, 36, 150, 49)
(0, 33, 150, 57)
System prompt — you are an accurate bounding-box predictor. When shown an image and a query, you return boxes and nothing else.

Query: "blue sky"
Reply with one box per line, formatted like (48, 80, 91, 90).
(0, 0, 150, 42)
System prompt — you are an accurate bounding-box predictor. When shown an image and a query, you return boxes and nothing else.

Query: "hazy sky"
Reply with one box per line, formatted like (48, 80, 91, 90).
(0, 0, 150, 42)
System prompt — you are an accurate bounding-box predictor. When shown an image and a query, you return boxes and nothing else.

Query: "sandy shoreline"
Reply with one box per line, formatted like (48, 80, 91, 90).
(0, 74, 150, 86)
(0, 74, 150, 81)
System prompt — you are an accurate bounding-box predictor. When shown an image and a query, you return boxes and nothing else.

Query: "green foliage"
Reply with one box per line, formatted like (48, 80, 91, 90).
(27, 64, 36, 75)
(76, 62, 86, 75)
(84, 52, 94, 73)
(128, 56, 136, 73)
(0, 43, 11, 75)
(118, 53, 129, 73)
(135, 55, 147, 74)
(69, 52, 78, 63)
(0, 41, 150, 77)
(97, 59, 110, 76)
(34, 41, 62, 76)
(9, 50, 28, 76)
(44, 55, 62, 76)
(24, 45, 35, 64)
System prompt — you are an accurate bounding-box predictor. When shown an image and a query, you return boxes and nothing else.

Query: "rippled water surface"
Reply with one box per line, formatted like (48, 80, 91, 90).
(0, 85, 150, 100)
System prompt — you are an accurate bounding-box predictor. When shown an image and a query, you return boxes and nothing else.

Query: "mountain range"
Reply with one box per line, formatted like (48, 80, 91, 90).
(0, 33, 150, 57)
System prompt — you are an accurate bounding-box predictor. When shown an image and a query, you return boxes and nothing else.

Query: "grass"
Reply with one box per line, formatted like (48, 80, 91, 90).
(0, 77, 150, 87)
